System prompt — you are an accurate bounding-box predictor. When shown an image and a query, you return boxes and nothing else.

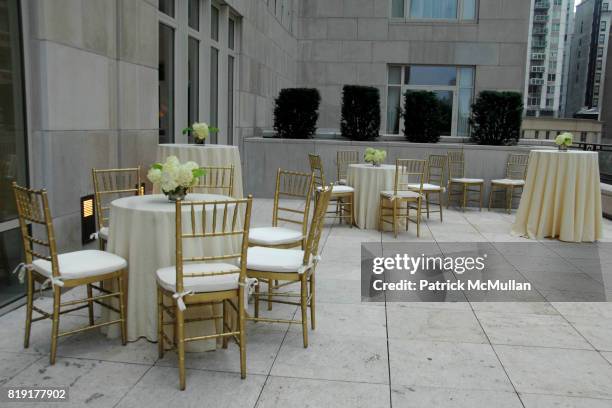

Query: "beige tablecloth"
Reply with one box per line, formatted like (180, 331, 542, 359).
(512, 150, 603, 242)
(347, 164, 396, 229)
(157, 144, 244, 198)
(104, 194, 240, 351)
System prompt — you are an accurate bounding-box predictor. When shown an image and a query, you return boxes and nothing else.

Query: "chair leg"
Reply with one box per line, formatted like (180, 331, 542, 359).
(425, 193, 430, 219)
(446, 184, 452, 209)
(157, 287, 164, 358)
(117, 273, 127, 346)
(416, 199, 422, 237)
(405, 201, 409, 232)
(392, 199, 398, 238)
(24, 271, 34, 349)
(439, 192, 444, 222)
(254, 281, 260, 319)
(222, 300, 229, 349)
(239, 288, 247, 379)
(309, 271, 316, 330)
(462, 184, 467, 212)
(350, 194, 355, 228)
(86, 284, 95, 326)
(488, 186, 494, 211)
(300, 274, 308, 348)
(267, 279, 273, 311)
(49, 288, 61, 365)
(479, 184, 483, 211)
(378, 197, 383, 231)
(176, 305, 186, 390)
(506, 186, 513, 214)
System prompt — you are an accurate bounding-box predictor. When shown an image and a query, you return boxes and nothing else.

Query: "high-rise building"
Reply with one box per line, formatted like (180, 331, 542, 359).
(565, 0, 611, 124)
(525, 0, 575, 117)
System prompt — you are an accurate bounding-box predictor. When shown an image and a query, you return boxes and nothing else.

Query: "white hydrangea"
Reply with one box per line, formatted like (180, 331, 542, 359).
(177, 165, 195, 187)
(160, 170, 179, 192)
(192, 122, 209, 140)
(147, 168, 162, 184)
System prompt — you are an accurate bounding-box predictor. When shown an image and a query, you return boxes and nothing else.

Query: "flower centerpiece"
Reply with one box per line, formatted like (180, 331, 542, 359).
(147, 156, 205, 201)
(364, 147, 387, 166)
(182, 122, 219, 144)
(555, 132, 573, 151)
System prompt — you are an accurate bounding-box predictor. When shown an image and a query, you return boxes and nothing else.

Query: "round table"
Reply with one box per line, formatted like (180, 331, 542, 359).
(104, 193, 240, 351)
(158, 144, 244, 198)
(347, 164, 396, 229)
(512, 150, 603, 242)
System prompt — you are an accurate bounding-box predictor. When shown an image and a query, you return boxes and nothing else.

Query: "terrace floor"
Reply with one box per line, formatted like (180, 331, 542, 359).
(1, 199, 612, 407)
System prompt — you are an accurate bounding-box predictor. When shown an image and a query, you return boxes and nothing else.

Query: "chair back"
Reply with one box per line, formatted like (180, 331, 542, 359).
(191, 165, 235, 196)
(336, 150, 359, 182)
(12, 183, 59, 278)
(92, 167, 142, 233)
(394, 159, 426, 194)
(505, 154, 529, 180)
(426, 154, 447, 186)
(308, 154, 326, 188)
(302, 186, 332, 267)
(174, 196, 253, 293)
(447, 150, 465, 179)
(273, 169, 314, 239)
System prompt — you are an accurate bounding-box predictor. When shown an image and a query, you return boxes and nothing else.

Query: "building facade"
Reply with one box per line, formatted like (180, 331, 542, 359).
(524, 0, 574, 118)
(0, 0, 531, 305)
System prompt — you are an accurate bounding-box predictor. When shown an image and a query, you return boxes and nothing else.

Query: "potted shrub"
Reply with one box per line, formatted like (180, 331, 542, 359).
(340, 85, 381, 141)
(401, 90, 443, 143)
(470, 91, 523, 145)
(273, 88, 321, 139)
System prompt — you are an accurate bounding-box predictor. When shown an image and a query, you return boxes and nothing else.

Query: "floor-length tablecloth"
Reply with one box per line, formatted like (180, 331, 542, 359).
(157, 144, 244, 198)
(347, 164, 396, 229)
(512, 150, 603, 242)
(104, 194, 241, 351)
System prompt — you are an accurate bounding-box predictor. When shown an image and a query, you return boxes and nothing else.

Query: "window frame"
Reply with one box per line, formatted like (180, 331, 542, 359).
(389, 0, 478, 22)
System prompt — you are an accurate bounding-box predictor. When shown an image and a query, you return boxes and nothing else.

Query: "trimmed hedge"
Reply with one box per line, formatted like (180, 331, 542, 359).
(401, 90, 443, 143)
(340, 85, 381, 141)
(273, 88, 320, 139)
(470, 91, 523, 146)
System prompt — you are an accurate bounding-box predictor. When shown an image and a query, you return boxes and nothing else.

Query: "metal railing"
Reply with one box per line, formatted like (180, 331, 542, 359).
(573, 142, 612, 184)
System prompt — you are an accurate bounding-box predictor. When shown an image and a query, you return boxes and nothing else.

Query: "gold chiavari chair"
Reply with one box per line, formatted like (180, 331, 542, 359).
(246, 186, 332, 348)
(12, 183, 128, 365)
(379, 159, 426, 238)
(92, 167, 142, 250)
(336, 150, 359, 185)
(308, 154, 355, 226)
(157, 196, 253, 390)
(408, 154, 447, 222)
(191, 165, 235, 196)
(446, 150, 484, 211)
(248, 169, 314, 312)
(488, 154, 530, 213)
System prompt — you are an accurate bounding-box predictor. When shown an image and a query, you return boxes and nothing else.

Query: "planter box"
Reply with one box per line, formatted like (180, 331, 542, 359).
(243, 137, 542, 201)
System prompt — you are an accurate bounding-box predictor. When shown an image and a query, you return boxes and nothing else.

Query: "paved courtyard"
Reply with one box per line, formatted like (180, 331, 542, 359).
(1, 199, 612, 408)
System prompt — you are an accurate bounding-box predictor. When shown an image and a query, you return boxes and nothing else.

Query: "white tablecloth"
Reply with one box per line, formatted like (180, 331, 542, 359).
(157, 144, 244, 198)
(104, 193, 240, 351)
(347, 164, 396, 229)
(512, 150, 603, 242)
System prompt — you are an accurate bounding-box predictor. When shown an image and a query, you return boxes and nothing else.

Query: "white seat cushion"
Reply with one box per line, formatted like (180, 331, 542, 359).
(380, 190, 422, 199)
(491, 178, 525, 186)
(249, 227, 303, 246)
(32, 250, 127, 280)
(407, 183, 445, 192)
(317, 185, 354, 193)
(98, 226, 109, 240)
(337, 178, 347, 185)
(156, 263, 240, 293)
(451, 178, 484, 184)
(247, 246, 309, 273)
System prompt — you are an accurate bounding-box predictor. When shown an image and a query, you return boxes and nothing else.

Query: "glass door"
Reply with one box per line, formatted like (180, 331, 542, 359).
(0, 0, 28, 308)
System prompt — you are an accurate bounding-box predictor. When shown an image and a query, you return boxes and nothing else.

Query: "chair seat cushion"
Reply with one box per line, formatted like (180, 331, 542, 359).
(380, 190, 422, 199)
(317, 185, 354, 193)
(407, 183, 446, 192)
(337, 178, 347, 185)
(451, 178, 484, 184)
(249, 227, 303, 246)
(491, 178, 525, 186)
(247, 246, 309, 273)
(98, 227, 109, 240)
(32, 250, 127, 280)
(156, 263, 240, 293)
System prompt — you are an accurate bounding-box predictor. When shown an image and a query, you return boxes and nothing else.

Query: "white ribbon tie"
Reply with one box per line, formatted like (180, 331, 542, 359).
(173, 290, 193, 311)
(12, 263, 33, 284)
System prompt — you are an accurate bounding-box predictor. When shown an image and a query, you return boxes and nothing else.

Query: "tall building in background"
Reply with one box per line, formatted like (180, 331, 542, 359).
(525, 0, 575, 117)
(566, 0, 611, 124)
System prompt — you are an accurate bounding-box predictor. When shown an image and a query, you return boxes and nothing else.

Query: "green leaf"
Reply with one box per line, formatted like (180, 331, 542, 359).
(152, 163, 163, 170)
(209, 126, 220, 133)
(182, 127, 192, 135)
(192, 168, 206, 178)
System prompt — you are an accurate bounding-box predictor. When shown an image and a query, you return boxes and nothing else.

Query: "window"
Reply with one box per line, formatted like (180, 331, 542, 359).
(598, 47, 604, 57)
(601, 21, 607, 32)
(600, 34, 605, 44)
(604, 2, 609, 11)
(390, 0, 476, 20)
(187, 37, 199, 143)
(159, 23, 174, 144)
(548, 73, 556, 81)
(210, 47, 219, 144)
(386, 65, 474, 136)
(211, 5, 219, 41)
(159, 0, 175, 17)
(0, 0, 28, 308)
(188, 0, 199, 30)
